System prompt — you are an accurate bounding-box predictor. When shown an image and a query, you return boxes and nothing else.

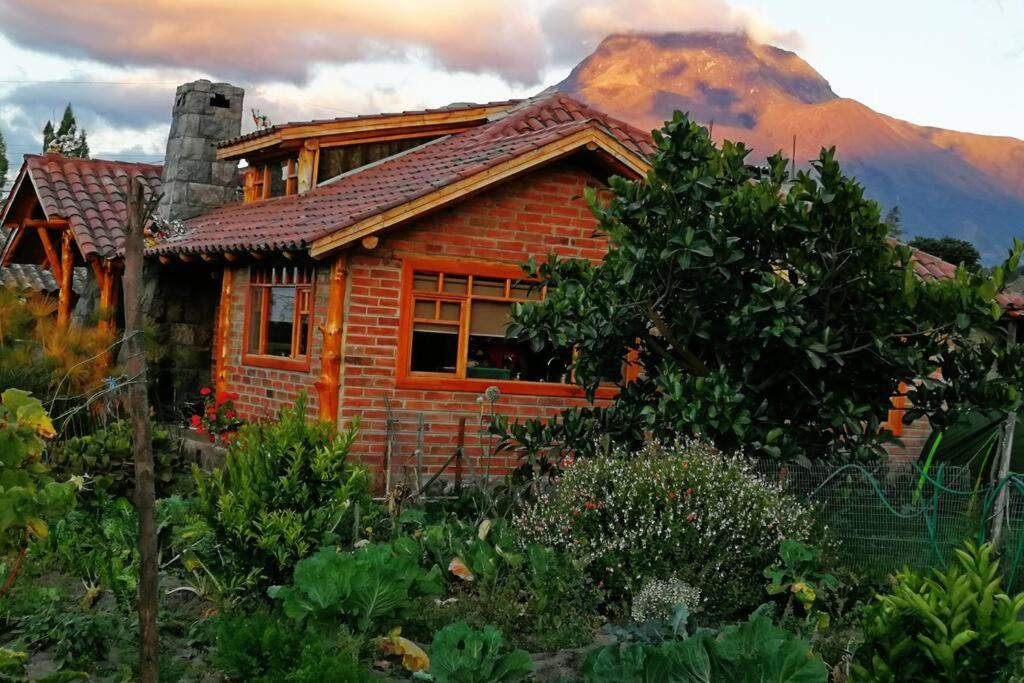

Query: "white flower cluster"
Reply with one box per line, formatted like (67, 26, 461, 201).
(631, 577, 702, 623)
(515, 438, 813, 611)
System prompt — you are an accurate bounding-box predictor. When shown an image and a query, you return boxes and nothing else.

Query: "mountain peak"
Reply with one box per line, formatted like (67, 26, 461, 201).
(555, 30, 1024, 262)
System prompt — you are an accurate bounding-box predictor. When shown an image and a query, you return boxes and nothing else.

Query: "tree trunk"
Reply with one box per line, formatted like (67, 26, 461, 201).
(991, 320, 1017, 548)
(124, 179, 159, 682)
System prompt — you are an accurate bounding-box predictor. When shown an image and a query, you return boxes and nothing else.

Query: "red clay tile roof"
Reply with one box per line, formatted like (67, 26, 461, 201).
(150, 93, 654, 256)
(14, 154, 163, 260)
(217, 99, 522, 149)
(909, 246, 1024, 311)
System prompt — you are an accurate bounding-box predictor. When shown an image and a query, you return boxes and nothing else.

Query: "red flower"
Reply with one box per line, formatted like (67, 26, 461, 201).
(216, 391, 230, 406)
(686, 488, 693, 496)
(196, 425, 206, 434)
(225, 410, 235, 420)
(199, 387, 212, 396)
(190, 414, 201, 427)
(687, 513, 695, 522)
(584, 500, 598, 510)
(667, 491, 678, 501)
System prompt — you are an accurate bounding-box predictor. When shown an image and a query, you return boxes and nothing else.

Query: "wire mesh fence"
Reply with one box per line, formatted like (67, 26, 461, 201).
(755, 460, 1024, 591)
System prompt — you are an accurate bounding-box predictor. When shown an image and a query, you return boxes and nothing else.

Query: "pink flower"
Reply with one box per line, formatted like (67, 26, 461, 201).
(686, 513, 695, 522)
(199, 387, 212, 396)
(190, 415, 201, 427)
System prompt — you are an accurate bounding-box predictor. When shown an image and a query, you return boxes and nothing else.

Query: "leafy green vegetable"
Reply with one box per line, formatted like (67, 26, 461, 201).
(425, 622, 533, 683)
(269, 542, 443, 633)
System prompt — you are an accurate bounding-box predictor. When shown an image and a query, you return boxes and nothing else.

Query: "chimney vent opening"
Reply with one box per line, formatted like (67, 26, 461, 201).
(210, 93, 230, 108)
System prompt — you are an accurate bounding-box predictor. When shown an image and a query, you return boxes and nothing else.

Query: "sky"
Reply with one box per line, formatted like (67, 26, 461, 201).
(0, 0, 1020, 190)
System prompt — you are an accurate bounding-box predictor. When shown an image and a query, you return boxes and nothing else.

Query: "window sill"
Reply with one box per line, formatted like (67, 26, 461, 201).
(396, 373, 617, 400)
(242, 354, 312, 373)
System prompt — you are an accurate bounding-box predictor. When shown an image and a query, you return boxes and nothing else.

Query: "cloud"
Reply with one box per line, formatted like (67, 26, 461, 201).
(2, 81, 173, 130)
(0, 0, 798, 88)
(540, 0, 803, 65)
(0, 0, 549, 86)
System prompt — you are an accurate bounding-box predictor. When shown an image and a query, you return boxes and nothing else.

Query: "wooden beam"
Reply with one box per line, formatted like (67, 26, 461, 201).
(315, 253, 347, 424)
(178, 253, 193, 263)
(200, 253, 218, 262)
(310, 129, 651, 258)
(214, 267, 233, 396)
(22, 218, 69, 229)
(296, 141, 318, 194)
(36, 228, 63, 283)
(224, 252, 239, 263)
(215, 103, 513, 160)
(158, 255, 172, 265)
(0, 227, 24, 266)
(249, 251, 265, 261)
(57, 230, 74, 327)
(360, 236, 379, 250)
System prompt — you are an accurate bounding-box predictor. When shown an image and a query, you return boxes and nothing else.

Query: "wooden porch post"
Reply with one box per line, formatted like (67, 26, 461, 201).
(315, 252, 347, 424)
(214, 267, 233, 395)
(57, 230, 74, 327)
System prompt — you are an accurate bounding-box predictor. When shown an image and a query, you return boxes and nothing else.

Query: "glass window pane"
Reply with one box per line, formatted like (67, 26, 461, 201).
(411, 324, 459, 373)
(472, 277, 505, 298)
(247, 288, 263, 354)
(414, 299, 436, 319)
(510, 279, 543, 301)
(297, 314, 310, 356)
(442, 275, 468, 294)
(469, 300, 512, 336)
(266, 287, 296, 356)
(413, 272, 439, 292)
(439, 302, 461, 321)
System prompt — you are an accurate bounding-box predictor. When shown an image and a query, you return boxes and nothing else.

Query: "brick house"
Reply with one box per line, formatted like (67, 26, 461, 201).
(145, 89, 653, 473)
(2, 79, 1020, 474)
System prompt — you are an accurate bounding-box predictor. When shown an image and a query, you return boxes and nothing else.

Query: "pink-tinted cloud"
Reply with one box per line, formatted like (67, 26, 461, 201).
(0, 0, 798, 87)
(0, 0, 549, 85)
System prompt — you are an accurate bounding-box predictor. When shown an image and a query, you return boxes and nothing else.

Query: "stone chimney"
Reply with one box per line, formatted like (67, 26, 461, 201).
(158, 79, 244, 223)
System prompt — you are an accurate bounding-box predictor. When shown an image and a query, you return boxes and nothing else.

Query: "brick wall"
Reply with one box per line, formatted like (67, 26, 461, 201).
(219, 262, 331, 421)
(337, 159, 611, 481)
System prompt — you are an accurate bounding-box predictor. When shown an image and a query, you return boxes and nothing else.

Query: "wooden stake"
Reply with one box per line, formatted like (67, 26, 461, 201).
(123, 179, 159, 683)
(214, 267, 233, 396)
(455, 417, 466, 495)
(992, 320, 1017, 547)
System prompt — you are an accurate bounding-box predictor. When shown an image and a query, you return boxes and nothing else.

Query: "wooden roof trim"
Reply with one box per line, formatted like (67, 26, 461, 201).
(216, 104, 513, 161)
(309, 127, 651, 258)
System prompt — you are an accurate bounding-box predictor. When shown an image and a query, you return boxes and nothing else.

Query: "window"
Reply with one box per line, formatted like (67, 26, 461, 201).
(398, 260, 601, 396)
(244, 158, 298, 202)
(244, 265, 315, 370)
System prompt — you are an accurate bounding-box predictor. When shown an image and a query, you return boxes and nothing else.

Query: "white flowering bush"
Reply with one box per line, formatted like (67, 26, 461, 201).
(515, 439, 814, 617)
(631, 578, 702, 623)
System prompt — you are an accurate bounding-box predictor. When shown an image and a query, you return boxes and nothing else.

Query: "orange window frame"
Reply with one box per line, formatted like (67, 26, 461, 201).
(396, 257, 620, 398)
(242, 265, 316, 372)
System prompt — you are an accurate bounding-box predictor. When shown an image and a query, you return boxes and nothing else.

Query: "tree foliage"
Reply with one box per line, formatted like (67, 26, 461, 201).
(41, 104, 90, 158)
(505, 113, 1024, 463)
(0, 127, 8, 190)
(908, 235, 983, 272)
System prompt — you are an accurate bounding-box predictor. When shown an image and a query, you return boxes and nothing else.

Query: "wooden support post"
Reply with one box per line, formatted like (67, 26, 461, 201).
(37, 228, 62, 283)
(123, 178, 159, 683)
(297, 140, 319, 193)
(214, 268, 233, 396)
(57, 230, 74, 327)
(315, 253, 347, 424)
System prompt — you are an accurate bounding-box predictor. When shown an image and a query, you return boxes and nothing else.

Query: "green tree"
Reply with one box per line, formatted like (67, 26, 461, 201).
(908, 235, 982, 272)
(884, 206, 902, 238)
(41, 104, 89, 158)
(503, 113, 1024, 463)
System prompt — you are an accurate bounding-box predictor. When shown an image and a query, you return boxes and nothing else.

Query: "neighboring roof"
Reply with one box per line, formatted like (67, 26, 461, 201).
(910, 246, 1024, 311)
(0, 154, 162, 260)
(151, 93, 654, 257)
(0, 232, 86, 293)
(216, 99, 521, 157)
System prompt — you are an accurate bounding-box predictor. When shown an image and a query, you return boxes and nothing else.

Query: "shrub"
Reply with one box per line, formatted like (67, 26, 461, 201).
(631, 578, 702, 624)
(268, 540, 444, 633)
(47, 420, 186, 500)
(416, 542, 604, 653)
(583, 606, 827, 682)
(851, 541, 1024, 682)
(210, 608, 371, 682)
(193, 395, 370, 585)
(32, 496, 139, 603)
(426, 622, 534, 683)
(516, 440, 813, 616)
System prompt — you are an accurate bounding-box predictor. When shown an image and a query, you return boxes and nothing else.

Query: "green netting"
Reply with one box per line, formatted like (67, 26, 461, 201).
(755, 461, 1024, 591)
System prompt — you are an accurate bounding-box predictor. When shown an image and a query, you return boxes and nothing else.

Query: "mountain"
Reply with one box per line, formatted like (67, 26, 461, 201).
(555, 32, 1024, 260)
